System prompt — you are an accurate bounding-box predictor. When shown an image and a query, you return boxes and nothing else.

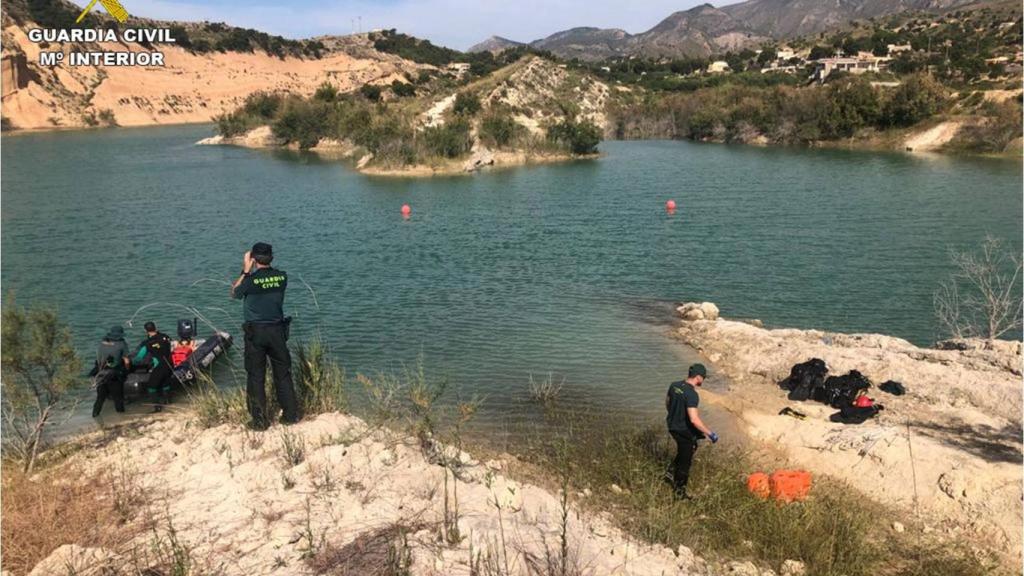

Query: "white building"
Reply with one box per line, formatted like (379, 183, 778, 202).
(706, 60, 731, 74)
(812, 56, 885, 82)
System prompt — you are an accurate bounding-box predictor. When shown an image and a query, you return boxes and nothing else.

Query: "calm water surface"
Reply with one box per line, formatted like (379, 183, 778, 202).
(2, 125, 1020, 437)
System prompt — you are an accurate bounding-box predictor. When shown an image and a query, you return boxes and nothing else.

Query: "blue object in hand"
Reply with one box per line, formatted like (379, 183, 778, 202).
(708, 432, 720, 444)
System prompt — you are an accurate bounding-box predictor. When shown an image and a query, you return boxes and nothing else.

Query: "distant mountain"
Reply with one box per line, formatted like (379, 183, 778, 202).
(467, 36, 525, 54)
(718, 0, 984, 38)
(624, 4, 766, 59)
(472, 0, 990, 61)
(530, 27, 630, 61)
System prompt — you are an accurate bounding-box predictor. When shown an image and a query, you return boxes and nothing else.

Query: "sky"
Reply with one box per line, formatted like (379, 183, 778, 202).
(90, 0, 714, 50)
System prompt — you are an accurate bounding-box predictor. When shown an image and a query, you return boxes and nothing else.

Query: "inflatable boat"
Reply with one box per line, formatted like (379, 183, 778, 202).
(124, 319, 233, 397)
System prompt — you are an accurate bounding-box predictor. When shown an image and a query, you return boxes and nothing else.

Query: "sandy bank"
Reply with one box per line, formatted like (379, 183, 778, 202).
(21, 411, 737, 576)
(197, 126, 592, 177)
(674, 303, 1023, 568)
(1, 24, 419, 131)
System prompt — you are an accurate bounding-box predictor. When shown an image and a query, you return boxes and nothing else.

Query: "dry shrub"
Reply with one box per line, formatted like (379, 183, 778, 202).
(309, 523, 424, 576)
(1, 465, 125, 575)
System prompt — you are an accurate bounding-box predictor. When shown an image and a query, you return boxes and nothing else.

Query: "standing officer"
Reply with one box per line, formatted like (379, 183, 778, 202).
(90, 325, 131, 417)
(231, 242, 299, 430)
(665, 363, 718, 500)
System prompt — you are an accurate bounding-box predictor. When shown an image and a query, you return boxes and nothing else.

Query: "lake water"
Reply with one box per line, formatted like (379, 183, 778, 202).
(2, 125, 1020, 438)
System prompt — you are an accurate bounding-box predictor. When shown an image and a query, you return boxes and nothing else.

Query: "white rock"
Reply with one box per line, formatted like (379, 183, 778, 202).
(609, 484, 624, 494)
(28, 545, 115, 576)
(699, 302, 720, 320)
(681, 308, 706, 321)
(196, 135, 224, 145)
(780, 559, 806, 576)
(356, 153, 374, 169)
(892, 521, 905, 533)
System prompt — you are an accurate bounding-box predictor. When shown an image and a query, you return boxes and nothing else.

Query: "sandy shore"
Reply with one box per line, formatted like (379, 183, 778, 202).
(674, 302, 1023, 568)
(19, 412, 731, 576)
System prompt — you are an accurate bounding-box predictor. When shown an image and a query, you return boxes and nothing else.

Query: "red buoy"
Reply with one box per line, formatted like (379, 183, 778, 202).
(401, 204, 411, 218)
(665, 199, 677, 211)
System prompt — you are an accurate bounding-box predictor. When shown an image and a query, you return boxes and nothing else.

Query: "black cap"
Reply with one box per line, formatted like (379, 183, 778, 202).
(251, 242, 273, 257)
(144, 321, 156, 332)
(105, 325, 125, 340)
(688, 363, 707, 378)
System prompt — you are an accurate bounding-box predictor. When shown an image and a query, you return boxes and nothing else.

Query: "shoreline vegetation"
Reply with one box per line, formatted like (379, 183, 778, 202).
(199, 56, 606, 176)
(2, 298, 1020, 574)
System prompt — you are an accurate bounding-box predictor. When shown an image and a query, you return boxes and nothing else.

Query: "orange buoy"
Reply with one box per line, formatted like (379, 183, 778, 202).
(401, 204, 411, 218)
(665, 199, 677, 211)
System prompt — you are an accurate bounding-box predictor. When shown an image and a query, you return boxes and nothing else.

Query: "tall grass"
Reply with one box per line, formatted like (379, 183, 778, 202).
(190, 339, 348, 429)
(522, 421, 1002, 576)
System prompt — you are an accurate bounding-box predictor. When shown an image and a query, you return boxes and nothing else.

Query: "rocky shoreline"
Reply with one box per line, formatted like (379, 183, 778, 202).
(196, 126, 592, 177)
(673, 301, 1023, 569)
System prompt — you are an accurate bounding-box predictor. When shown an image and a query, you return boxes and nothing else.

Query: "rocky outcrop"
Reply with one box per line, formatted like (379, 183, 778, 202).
(677, 301, 720, 321)
(49, 413, 714, 576)
(463, 147, 495, 172)
(197, 126, 282, 148)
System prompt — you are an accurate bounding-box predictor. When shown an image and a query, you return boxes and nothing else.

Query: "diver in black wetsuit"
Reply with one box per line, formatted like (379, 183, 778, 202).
(134, 321, 174, 411)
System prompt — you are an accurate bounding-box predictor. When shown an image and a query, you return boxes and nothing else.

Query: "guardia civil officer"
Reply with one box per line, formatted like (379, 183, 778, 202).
(230, 242, 299, 430)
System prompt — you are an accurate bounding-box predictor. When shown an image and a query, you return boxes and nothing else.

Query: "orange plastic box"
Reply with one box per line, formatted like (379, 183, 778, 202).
(746, 472, 770, 499)
(769, 470, 812, 502)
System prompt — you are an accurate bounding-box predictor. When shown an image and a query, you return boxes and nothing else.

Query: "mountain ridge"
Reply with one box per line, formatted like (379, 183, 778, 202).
(471, 0, 995, 60)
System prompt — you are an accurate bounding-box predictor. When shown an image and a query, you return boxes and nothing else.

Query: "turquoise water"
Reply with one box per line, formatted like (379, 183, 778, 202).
(2, 125, 1020, 434)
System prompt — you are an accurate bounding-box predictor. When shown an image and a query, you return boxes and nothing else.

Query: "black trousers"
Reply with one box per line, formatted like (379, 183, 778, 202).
(147, 362, 173, 402)
(670, 430, 698, 493)
(93, 371, 125, 417)
(244, 322, 299, 427)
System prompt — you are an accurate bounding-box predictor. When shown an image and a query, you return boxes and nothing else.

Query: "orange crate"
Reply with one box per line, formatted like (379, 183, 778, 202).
(769, 470, 812, 502)
(747, 472, 770, 499)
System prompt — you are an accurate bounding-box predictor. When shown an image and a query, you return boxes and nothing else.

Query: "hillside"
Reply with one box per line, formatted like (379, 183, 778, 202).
(202, 55, 609, 175)
(473, 0, 999, 60)
(0, 0, 422, 130)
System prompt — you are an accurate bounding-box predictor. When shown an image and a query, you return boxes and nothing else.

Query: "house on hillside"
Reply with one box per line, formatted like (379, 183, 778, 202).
(446, 62, 471, 78)
(887, 44, 912, 55)
(812, 55, 887, 82)
(706, 60, 730, 74)
(776, 47, 796, 60)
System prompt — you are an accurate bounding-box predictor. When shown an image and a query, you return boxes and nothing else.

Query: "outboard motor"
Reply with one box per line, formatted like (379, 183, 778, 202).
(177, 318, 197, 341)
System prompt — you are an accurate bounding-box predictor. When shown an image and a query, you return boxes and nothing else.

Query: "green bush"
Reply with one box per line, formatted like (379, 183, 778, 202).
(452, 92, 481, 116)
(423, 118, 472, 158)
(479, 112, 523, 148)
(360, 84, 383, 102)
(882, 74, 947, 126)
(272, 99, 333, 149)
(314, 83, 338, 102)
(391, 80, 416, 98)
(215, 111, 259, 137)
(547, 118, 602, 154)
(242, 91, 283, 120)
